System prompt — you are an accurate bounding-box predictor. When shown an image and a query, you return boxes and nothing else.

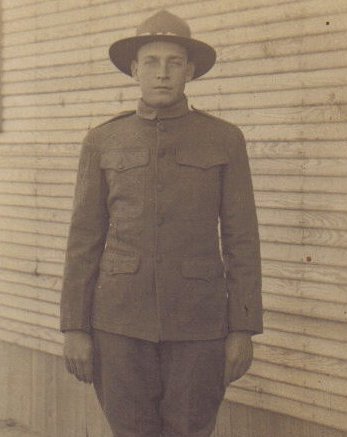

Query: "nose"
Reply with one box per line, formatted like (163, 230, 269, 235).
(156, 61, 169, 79)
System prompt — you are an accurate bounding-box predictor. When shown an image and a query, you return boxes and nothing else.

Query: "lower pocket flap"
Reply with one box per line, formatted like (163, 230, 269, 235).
(182, 257, 224, 279)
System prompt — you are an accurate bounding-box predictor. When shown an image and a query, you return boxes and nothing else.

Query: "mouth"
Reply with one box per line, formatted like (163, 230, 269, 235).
(154, 86, 172, 91)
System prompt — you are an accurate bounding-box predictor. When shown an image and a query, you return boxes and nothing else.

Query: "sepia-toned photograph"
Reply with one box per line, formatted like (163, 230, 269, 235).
(0, 1, 346, 436)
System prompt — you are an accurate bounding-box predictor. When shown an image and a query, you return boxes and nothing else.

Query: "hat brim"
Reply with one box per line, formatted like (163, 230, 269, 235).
(109, 34, 216, 79)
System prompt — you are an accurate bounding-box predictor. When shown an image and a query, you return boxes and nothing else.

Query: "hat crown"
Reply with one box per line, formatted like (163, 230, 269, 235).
(136, 10, 191, 38)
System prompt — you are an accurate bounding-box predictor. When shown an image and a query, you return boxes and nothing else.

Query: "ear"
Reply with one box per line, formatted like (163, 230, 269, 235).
(185, 61, 195, 82)
(130, 60, 139, 81)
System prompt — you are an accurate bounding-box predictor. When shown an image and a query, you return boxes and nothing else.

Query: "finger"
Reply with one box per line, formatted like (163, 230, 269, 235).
(64, 356, 71, 373)
(83, 358, 93, 384)
(228, 359, 246, 382)
(70, 359, 83, 381)
(75, 359, 87, 382)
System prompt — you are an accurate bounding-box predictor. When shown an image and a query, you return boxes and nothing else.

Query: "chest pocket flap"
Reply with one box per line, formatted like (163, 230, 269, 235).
(100, 149, 149, 171)
(176, 144, 229, 169)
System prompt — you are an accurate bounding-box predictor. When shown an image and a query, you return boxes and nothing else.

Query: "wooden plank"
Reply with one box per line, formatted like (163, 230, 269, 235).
(3, 0, 49, 9)
(0, 205, 72, 223)
(5, 341, 33, 428)
(264, 311, 347, 342)
(0, 143, 80, 156)
(255, 343, 347, 379)
(226, 386, 347, 432)
(234, 374, 347, 414)
(0, 193, 72, 210)
(56, 352, 87, 437)
(0, 156, 78, 169)
(0, 169, 76, 184)
(0, 305, 58, 329)
(192, 67, 347, 96)
(0, 182, 74, 198)
(0, 292, 59, 317)
(0, 242, 64, 264)
(207, 11, 347, 48)
(253, 176, 347, 194)
(249, 359, 347, 398)
(254, 328, 347, 360)
(240, 122, 347, 141)
(0, 280, 60, 304)
(263, 293, 347, 323)
(257, 208, 347, 231)
(0, 229, 66, 251)
(0, 329, 62, 355)
(214, 50, 347, 81)
(0, 217, 69, 238)
(0, 131, 83, 145)
(251, 158, 347, 176)
(260, 224, 347, 248)
(0, 318, 62, 344)
(198, 87, 347, 113)
(261, 241, 347, 267)
(219, 30, 347, 62)
(262, 277, 347, 305)
(0, 270, 62, 292)
(4, 0, 338, 36)
(255, 191, 347, 212)
(0, 256, 63, 277)
(262, 259, 347, 285)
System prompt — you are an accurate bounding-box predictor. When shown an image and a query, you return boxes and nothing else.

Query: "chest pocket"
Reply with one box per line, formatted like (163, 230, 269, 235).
(174, 144, 229, 219)
(175, 145, 229, 169)
(100, 148, 149, 218)
(100, 148, 149, 171)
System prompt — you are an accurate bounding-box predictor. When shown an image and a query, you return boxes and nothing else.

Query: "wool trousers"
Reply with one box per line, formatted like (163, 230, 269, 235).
(92, 329, 226, 437)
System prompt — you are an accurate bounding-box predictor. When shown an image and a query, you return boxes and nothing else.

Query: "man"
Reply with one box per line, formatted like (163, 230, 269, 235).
(60, 10, 262, 437)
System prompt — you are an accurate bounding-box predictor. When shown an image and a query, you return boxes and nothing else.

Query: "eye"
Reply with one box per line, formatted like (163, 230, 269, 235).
(170, 59, 184, 66)
(143, 58, 157, 65)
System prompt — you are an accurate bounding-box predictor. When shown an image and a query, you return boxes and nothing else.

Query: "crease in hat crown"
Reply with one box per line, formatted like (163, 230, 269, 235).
(109, 9, 216, 79)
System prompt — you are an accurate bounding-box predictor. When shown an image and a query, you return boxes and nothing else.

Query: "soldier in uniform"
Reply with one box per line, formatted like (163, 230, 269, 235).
(61, 10, 263, 437)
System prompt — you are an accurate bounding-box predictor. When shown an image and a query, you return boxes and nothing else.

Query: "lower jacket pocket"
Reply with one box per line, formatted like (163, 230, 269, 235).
(100, 251, 140, 274)
(181, 256, 225, 280)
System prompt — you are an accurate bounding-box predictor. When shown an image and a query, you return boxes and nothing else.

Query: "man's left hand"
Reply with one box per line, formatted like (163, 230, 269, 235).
(224, 332, 253, 386)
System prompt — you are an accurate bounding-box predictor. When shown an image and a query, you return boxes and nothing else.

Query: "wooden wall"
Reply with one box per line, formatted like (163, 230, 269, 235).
(0, 0, 347, 434)
(1, 340, 347, 437)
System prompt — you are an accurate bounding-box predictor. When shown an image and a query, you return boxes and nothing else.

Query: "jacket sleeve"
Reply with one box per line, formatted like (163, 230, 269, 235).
(60, 130, 109, 333)
(220, 125, 263, 335)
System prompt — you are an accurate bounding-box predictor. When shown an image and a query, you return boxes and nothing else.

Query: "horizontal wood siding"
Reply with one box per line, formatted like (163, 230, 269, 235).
(0, 0, 347, 433)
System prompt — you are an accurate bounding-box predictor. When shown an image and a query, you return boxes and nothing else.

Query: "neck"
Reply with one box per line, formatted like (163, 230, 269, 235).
(137, 95, 189, 120)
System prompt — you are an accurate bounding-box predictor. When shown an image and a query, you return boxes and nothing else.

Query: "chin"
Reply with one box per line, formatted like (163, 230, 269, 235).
(148, 96, 179, 108)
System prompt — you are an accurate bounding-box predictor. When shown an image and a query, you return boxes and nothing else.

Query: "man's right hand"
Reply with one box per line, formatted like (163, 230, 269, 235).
(63, 330, 93, 383)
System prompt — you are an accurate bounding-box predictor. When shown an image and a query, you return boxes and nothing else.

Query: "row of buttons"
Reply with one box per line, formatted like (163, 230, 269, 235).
(156, 119, 166, 266)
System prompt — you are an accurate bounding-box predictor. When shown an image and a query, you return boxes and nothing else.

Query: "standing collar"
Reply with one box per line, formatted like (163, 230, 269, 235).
(136, 95, 189, 120)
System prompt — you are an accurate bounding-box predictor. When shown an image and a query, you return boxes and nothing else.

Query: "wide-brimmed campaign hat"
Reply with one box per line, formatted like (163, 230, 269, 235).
(109, 10, 216, 79)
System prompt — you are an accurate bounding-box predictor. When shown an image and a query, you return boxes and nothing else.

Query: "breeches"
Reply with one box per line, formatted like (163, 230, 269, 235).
(92, 329, 226, 437)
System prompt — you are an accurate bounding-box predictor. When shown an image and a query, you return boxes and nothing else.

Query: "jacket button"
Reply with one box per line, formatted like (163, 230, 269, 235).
(157, 215, 165, 226)
(156, 254, 163, 263)
(158, 148, 166, 158)
(157, 121, 166, 132)
(157, 183, 163, 192)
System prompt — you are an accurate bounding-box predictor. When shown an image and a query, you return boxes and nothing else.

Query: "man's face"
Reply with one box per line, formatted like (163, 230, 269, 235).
(131, 41, 195, 108)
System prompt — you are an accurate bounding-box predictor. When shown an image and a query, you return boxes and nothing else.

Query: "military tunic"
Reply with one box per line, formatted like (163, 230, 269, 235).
(60, 96, 263, 342)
